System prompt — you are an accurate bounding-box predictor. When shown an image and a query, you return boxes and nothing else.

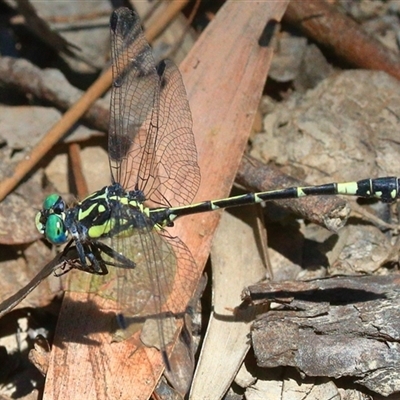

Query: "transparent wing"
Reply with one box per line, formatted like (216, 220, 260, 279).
(117, 229, 198, 353)
(100, 8, 201, 363)
(109, 8, 200, 207)
(86, 209, 197, 355)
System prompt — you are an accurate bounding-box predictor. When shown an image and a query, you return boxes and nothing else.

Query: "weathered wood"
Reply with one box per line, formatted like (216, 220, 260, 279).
(247, 275, 400, 397)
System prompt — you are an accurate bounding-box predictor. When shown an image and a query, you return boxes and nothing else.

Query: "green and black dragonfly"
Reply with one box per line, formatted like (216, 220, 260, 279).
(1, 7, 400, 363)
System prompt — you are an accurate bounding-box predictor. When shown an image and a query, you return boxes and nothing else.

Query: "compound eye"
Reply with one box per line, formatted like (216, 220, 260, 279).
(45, 214, 68, 244)
(43, 194, 65, 214)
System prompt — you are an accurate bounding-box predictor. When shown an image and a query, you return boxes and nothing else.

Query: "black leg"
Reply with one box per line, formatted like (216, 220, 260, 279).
(95, 241, 136, 269)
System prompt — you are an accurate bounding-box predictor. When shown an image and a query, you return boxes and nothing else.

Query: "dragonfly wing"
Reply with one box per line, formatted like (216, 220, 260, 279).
(109, 8, 200, 206)
(136, 60, 200, 207)
(105, 7, 200, 368)
(108, 8, 159, 190)
(106, 225, 179, 352)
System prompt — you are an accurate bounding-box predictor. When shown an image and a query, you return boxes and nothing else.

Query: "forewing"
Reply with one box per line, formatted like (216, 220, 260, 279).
(108, 9, 159, 190)
(109, 9, 200, 207)
(135, 60, 200, 207)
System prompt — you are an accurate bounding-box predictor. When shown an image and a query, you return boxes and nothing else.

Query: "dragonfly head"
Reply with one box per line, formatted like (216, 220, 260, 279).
(35, 194, 69, 245)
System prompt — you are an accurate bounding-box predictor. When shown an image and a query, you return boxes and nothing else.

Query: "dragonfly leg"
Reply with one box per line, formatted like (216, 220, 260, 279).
(95, 241, 136, 269)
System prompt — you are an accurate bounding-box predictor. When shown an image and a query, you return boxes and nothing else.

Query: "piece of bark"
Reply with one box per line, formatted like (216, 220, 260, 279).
(247, 275, 400, 397)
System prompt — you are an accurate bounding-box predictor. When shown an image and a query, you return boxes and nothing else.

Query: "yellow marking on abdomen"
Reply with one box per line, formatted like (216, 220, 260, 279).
(337, 182, 358, 195)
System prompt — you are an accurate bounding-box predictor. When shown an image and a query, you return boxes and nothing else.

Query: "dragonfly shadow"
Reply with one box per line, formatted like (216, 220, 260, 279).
(53, 297, 119, 347)
(212, 280, 389, 325)
(53, 295, 187, 348)
(242, 277, 393, 326)
(258, 18, 278, 47)
(247, 285, 387, 305)
(117, 310, 187, 328)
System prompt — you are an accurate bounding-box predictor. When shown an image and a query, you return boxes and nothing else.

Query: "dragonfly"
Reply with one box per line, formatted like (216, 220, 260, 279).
(2, 6, 400, 368)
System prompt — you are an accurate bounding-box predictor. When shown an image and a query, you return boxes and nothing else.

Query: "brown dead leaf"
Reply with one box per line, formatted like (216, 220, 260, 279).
(44, 1, 286, 399)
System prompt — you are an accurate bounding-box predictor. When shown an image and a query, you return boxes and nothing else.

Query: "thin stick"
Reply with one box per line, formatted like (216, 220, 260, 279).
(68, 143, 89, 198)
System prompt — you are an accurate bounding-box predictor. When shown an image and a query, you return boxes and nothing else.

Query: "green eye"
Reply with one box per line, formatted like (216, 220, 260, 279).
(43, 194, 65, 213)
(45, 214, 68, 244)
(43, 194, 60, 210)
(36, 195, 67, 239)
